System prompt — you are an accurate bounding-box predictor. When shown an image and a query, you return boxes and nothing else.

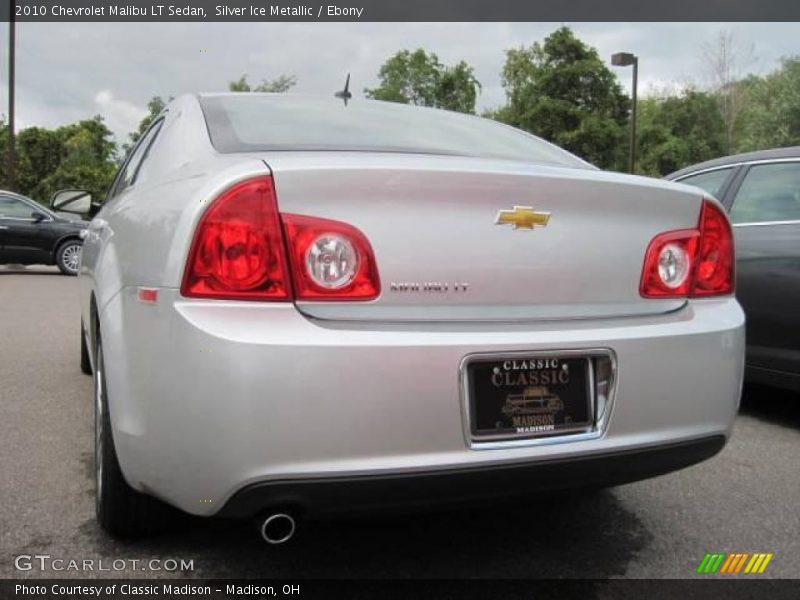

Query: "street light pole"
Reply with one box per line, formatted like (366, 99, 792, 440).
(629, 55, 638, 175)
(611, 52, 639, 175)
(7, 7, 16, 191)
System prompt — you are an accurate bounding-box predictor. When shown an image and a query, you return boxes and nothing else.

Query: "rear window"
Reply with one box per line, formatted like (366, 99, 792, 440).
(199, 94, 590, 168)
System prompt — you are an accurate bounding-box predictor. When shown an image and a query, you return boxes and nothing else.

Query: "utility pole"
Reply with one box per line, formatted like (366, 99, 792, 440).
(7, 6, 16, 190)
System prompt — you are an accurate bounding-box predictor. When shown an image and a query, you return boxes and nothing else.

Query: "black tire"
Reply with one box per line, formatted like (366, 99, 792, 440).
(94, 333, 168, 537)
(56, 240, 82, 276)
(80, 322, 92, 375)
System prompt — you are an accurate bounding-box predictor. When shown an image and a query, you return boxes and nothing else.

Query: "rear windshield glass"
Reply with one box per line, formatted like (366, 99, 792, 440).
(199, 94, 590, 168)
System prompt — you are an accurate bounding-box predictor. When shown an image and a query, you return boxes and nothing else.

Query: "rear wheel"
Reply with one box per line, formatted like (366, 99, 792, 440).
(56, 240, 82, 275)
(95, 333, 167, 537)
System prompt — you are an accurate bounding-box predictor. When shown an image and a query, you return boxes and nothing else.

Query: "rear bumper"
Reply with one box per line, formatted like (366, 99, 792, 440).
(98, 290, 744, 516)
(218, 435, 726, 518)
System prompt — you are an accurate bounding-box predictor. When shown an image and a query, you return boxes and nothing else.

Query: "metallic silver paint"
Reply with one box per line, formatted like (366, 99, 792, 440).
(265, 152, 706, 323)
(95, 290, 742, 515)
(79, 94, 745, 517)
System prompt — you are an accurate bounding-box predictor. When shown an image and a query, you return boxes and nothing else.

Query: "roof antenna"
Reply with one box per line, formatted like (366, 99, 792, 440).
(335, 73, 352, 106)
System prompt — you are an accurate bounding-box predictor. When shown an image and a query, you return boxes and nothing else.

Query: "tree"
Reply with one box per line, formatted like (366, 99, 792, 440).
(228, 74, 297, 93)
(437, 61, 481, 114)
(0, 118, 8, 188)
(735, 57, 800, 152)
(701, 30, 755, 153)
(365, 49, 481, 114)
(636, 88, 726, 176)
(0, 116, 118, 204)
(16, 127, 70, 196)
(125, 96, 169, 154)
(492, 27, 629, 169)
(36, 117, 118, 203)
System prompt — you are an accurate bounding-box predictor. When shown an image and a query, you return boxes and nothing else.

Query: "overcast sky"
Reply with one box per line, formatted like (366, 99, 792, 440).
(1, 22, 798, 142)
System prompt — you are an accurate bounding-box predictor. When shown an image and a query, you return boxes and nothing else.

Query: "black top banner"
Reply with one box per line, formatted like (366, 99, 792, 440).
(3, 0, 800, 22)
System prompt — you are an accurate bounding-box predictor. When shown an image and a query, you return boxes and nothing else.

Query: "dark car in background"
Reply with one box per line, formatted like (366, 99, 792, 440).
(0, 190, 88, 275)
(668, 147, 800, 392)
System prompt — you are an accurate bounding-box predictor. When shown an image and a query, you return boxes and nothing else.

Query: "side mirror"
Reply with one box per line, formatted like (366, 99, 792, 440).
(51, 189, 92, 216)
(31, 211, 46, 223)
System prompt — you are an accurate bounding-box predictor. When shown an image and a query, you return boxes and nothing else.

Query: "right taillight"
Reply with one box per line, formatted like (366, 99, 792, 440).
(691, 200, 734, 297)
(640, 199, 734, 299)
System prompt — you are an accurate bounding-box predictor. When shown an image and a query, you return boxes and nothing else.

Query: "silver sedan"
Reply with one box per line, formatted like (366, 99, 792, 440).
(76, 94, 744, 542)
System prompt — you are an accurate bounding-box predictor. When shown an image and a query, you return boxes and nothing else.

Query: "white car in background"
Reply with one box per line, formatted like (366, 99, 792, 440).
(74, 94, 744, 543)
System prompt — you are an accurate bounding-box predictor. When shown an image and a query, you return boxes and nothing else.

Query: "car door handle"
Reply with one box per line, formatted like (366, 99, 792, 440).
(0, 225, 8, 230)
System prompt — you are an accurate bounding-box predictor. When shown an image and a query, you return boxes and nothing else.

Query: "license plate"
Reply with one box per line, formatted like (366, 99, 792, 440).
(466, 355, 593, 441)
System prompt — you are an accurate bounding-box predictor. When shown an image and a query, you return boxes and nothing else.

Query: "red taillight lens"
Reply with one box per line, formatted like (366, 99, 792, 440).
(640, 229, 700, 297)
(640, 199, 734, 299)
(181, 177, 291, 300)
(282, 213, 380, 301)
(692, 200, 734, 297)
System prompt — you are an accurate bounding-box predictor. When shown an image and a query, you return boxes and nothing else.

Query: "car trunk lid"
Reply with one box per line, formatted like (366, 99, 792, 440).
(265, 153, 702, 322)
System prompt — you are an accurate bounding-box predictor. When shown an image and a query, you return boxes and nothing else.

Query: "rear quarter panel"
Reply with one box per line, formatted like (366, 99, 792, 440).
(80, 96, 272, 328)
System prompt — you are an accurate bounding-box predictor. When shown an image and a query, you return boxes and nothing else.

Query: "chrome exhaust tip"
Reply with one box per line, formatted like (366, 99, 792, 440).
(259, 512, 297, 545)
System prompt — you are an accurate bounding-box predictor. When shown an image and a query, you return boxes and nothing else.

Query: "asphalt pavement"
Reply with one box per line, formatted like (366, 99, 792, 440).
(1, 266, 798, 580)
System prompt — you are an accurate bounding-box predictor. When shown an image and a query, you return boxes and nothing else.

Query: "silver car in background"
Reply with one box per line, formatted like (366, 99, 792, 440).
(78, 94, 744, 542)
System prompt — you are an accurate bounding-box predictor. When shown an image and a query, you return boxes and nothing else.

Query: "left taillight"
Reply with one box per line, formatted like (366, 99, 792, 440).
(640, 199, 734, 299)
(181, 177, 292, 301)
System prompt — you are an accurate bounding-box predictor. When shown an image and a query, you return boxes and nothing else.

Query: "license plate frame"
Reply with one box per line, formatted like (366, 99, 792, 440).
(462, 350, 600, 444)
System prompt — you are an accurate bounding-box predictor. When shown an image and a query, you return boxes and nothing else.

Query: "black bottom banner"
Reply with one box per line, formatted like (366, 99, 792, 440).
(2, 579, 799, 600)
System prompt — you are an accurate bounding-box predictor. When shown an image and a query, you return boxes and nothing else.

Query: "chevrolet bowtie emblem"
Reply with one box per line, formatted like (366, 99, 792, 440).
(494, 206, 551, 230)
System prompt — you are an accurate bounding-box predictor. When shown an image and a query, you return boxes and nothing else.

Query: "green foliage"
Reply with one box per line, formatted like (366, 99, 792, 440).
(492, 27, 630, 170)
(636, 89, 727, 176)
(437, 61, 481, 114)
(365, 49, 481, 114)
(0, 118, 12, 189)
(0, 116, 117, 205)
(3, 49, 800, 211)
(15, 127, 63, 195)
(635, 56, 800, 175)
(228, 74, 297, 93)
(125, 96, 169, 154)
(735, 57, 800, 152)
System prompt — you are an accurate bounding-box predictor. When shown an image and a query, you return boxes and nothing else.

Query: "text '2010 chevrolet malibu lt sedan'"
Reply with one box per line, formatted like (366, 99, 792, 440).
(76, 93, 744, 542)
